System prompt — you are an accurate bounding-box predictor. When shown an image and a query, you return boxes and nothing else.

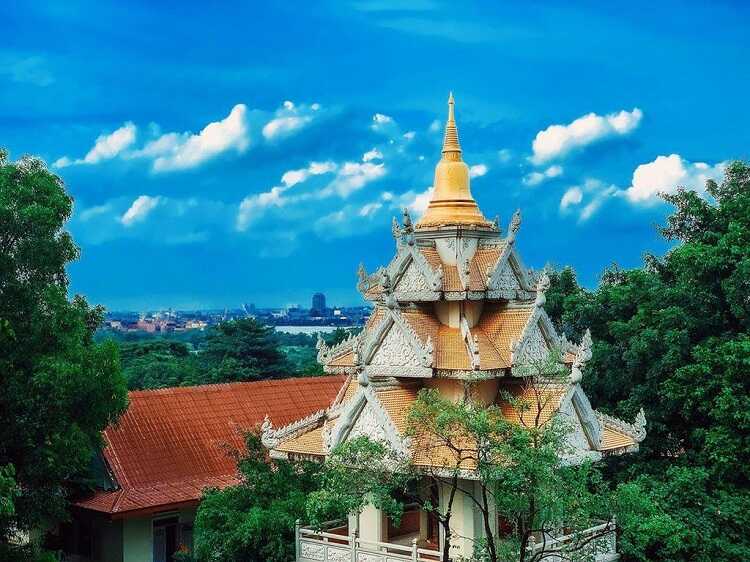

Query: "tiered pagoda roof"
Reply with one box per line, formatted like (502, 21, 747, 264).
(265, 95, 646, 471)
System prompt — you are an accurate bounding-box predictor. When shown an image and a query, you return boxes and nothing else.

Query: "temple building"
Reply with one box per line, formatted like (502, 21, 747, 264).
(264, 95, 646, 561)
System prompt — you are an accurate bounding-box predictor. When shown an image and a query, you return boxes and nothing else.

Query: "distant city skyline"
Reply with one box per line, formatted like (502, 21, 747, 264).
(4, 2, 749, 310)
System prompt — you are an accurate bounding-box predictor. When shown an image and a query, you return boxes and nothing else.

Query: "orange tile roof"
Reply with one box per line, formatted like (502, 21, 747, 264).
(496, 380, 568, 428)
(75, 376, 345, 516)
(276, 426, 326, 456)
(476, 302, 535, 368)
(600, 427, 636, 451)
(469, 247, 504, 291)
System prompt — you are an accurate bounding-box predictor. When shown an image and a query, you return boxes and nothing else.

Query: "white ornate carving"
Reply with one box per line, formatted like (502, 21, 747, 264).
(348, 402, 388, 443)
(357, 553, 384, 562)
(535, 270, 550, 307)
(488, 261, 522, 294)
(570, 329, 592, 384)
(508, 208, 521, 244)
(260, 415, 277, 448)
(369, 325, 421, 367)
(595, 408, 647, 443)
(327, 548, 350, 562)
(394, 260, 432, 294)
(301, 542, 326, 561)
(514, 321, 549, 364)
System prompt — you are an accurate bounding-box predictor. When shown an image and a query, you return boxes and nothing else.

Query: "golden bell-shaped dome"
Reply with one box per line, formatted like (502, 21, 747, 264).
(416, 93, 493, 230)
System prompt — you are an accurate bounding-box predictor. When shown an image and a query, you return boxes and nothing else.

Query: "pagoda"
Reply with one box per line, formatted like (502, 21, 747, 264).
(264, 95, 646, 561)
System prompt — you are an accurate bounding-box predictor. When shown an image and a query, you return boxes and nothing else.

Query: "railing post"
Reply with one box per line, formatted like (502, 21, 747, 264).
(295, 519, 301, 562)
(411, 537, 418, 562)
(350, 528, 357, 562)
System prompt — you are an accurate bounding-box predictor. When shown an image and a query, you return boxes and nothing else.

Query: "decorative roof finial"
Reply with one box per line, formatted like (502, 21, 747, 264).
(442, 92, 462, 157)
(508, 209, 522, 243)
(570, 328, 592, 384)
(402, 208, 413, 232)
(535, 270, 550, 307)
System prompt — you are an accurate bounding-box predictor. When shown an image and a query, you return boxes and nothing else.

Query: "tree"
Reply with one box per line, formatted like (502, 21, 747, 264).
(0, 150, 127, 556)
(193, 433, 321, 562)
(119, 340, 202, 390)
(201, 318, 292, 382)
(551, 161, 750, 560)
(307, 352, 615, 562)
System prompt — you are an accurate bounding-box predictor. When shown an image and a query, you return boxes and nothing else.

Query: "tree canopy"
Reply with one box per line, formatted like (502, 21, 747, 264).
(545, 161, 750, 561)
(193, 433, 321, 562)
(0, 150, 127, 558)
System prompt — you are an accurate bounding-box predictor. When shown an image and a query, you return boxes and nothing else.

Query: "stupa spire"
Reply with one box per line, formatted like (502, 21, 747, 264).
(415, 93, 493, 230)
(442, 92, 462, 156)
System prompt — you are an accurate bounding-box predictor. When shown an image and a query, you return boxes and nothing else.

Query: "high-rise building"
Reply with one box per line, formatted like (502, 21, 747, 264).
(311, 292, 326, 315)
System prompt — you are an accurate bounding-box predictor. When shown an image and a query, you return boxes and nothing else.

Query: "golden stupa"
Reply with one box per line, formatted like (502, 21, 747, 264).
(416, 93, 494, 230)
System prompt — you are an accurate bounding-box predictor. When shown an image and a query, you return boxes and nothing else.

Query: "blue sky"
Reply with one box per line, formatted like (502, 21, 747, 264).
(3, 1, 749, 309)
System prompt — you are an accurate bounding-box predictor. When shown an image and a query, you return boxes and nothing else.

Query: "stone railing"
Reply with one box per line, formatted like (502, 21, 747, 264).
(296, 521, 442, 562)
(527, 520, 618, 561)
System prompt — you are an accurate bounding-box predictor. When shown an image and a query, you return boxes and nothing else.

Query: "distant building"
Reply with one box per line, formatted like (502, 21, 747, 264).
(311, 292, 326, 316)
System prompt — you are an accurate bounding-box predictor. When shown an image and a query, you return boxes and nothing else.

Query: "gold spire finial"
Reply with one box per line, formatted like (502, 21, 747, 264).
(442, 92, 462, 157)
(415, 93, 493, 230)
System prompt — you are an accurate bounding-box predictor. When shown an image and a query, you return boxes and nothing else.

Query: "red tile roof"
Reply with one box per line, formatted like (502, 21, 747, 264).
(75, 376, 345, 517)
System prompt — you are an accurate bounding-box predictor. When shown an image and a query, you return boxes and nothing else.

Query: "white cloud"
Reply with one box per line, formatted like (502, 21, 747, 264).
(281, 161, 336, 187)
(428, 119, 441, 133)
(399, 187, 434, 216)
(531, 108, 643, 164)
(559, 187, 583, 210)
(498, 149, 512, 163)
(236, 187, 287, 231)
(262, 100, 320, 140)
(523, 164, 563, 186)
(624, 154, 726, 204)
(237, 161, 337, 231)
(579, 185, 617, 221)
(469, 164, 488, 178)
(359, 202, 383, 217)
(371, 113, 398, 135)
(79, 203, 113, 222)
(152, 104, 249, 171)
(403, 131, 416, 140)
(54, 122, 137, 168)
(323, 162, 386, 198)
(121, 195, 160, 226)
(362, 148, 383, 162)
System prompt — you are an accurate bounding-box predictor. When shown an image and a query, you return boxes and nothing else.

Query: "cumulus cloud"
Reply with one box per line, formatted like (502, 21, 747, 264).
(237, 161, 337, 231)
(371, 113, 398, 135)
(469, 164, 488, 178)
(262, 100, 321, 140)
(624, 154, 726, 203)
(151, 104, 249, 171)
(281, 161, 337, 188)
(531, 108, 643, 164)
(398, 187, 434, 216)
(559, 187, 583, 211)
(54, 122, 137, 168)
(121, 195, 161, 226)
(322, 161, 386, 198)
(362, 148, 383, 162)
(523, 164, 563, 186)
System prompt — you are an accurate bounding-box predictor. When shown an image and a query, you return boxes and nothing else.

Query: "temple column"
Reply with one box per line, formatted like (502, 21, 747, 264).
(358, 503, 386, 543)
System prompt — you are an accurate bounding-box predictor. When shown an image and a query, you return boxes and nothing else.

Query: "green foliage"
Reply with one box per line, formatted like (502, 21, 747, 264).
(544, 161, 750, 561)
(201, 318, 292, 382)
(0, 150, 127, 550)
(119, 340, 202, 389)
(193, 433, 321, 562)
(306, 437, 409, 528)
(0, 465, 19, 519)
